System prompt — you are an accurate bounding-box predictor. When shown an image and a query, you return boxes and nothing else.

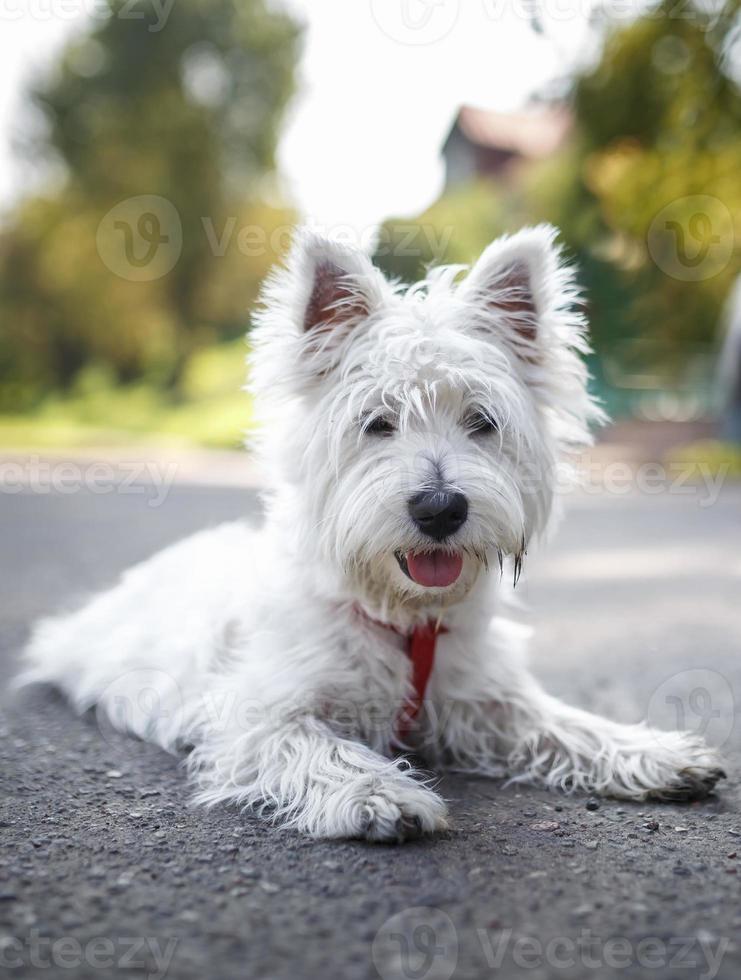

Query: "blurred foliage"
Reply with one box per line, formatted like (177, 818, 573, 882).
(3, 0, 741, 444)
(376, 0, 741, 385)
(0, 338, 251, 448)
(665, 438, 741, 476)
(0, 0, 299, 411)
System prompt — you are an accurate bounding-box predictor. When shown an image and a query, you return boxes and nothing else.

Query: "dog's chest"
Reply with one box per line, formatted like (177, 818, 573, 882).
(326, 617, 456, 751)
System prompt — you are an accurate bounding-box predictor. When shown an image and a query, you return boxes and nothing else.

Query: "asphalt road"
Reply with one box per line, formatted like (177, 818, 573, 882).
(1, 479, 741, 980)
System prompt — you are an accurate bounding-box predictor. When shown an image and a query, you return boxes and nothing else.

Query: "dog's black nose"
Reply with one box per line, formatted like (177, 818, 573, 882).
(408, 489, 468, 541)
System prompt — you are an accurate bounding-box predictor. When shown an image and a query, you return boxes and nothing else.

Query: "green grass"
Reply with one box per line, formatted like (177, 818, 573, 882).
(0, 340, 253, 450)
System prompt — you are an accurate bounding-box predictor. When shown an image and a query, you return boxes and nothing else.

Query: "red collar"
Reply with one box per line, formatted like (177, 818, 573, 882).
(354, 606, 448, 745)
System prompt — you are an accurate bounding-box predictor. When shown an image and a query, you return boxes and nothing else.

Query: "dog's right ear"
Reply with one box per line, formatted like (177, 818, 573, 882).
(289, 231, 385, 341)
(251, 230, 390, 393)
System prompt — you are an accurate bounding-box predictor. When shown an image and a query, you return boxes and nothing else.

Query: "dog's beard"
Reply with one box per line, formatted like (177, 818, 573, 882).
(329, 492, 529, 616)
(318, 445, 538, 616)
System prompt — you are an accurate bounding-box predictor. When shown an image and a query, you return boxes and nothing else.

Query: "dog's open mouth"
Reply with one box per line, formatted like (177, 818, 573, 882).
(395, 551, 463, 588)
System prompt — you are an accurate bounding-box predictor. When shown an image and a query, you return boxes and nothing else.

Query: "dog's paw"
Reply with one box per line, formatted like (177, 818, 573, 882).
(585, 732, 727, 804)
(355, 784, 449, 844)
(646, 764, 726, 802)
(639, 738, 726, 802)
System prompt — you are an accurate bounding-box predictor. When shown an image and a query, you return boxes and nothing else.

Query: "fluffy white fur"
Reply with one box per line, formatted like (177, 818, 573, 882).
(21, 226, 725, 842)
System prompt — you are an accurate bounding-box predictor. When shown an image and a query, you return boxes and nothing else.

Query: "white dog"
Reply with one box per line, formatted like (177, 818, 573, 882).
(22, 227, 725, 842)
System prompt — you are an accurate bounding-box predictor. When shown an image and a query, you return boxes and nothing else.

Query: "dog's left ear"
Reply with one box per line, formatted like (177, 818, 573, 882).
(460, 225, 577, 363)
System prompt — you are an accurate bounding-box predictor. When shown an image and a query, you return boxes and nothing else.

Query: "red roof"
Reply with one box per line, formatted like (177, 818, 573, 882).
(452, 105, 572, 159)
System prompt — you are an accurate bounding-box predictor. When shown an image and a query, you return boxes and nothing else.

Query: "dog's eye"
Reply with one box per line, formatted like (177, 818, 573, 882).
(363, 415, 396, 437)
(465, 411, 499, 436)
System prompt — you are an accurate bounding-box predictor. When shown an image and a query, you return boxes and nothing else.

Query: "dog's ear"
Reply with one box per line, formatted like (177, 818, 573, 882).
(289, 231, 384, 339)
(250, 229, 391, 394)
(460, 225, 576, 363)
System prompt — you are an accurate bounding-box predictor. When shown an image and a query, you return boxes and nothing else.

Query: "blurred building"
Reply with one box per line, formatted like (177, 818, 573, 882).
(442, 104, 572, 189)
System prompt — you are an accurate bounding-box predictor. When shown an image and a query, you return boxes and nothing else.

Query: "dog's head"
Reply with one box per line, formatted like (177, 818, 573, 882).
(250, 227, 602, 616)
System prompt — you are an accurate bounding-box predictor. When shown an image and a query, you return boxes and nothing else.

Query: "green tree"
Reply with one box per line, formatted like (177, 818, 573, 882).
(375, 0, 741, 385)
(0, 0, 299, 407)
(571, 0, 741, 370)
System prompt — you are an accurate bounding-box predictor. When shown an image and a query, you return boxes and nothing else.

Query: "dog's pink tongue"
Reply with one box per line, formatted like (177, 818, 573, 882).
(406, 551, 463, 588)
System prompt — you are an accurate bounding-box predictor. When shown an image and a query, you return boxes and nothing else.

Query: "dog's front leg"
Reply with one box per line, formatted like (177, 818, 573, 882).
(433, 631, 725, 802)
(189, 716, 448, 842)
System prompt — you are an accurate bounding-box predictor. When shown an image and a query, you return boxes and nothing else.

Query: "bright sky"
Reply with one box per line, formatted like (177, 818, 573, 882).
(0, 0, 602, 233)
